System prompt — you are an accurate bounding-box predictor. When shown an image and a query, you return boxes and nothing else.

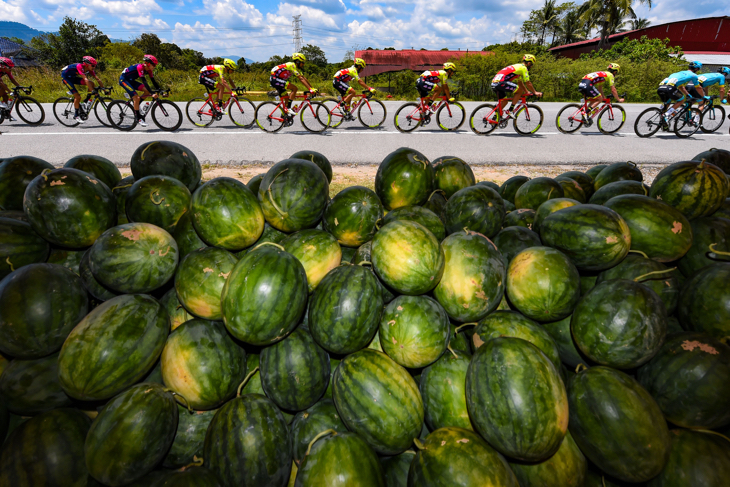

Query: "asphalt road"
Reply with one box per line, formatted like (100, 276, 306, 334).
(1, 101, 728, 166)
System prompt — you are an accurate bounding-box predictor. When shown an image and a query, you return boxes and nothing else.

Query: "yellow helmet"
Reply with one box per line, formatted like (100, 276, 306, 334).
(354, 58, 366, 68)
(223, 58, 237, 70)
(523, 54, 537, 64)
(292, 52, 306, 62)
(607, 63, 620, 73)
(443, 62, 457, 72)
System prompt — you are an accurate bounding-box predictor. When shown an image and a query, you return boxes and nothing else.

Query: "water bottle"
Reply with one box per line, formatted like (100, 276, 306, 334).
(143, 102, 151, 115)
(275, 96, 280, 102)
(124, 93, 130, 99)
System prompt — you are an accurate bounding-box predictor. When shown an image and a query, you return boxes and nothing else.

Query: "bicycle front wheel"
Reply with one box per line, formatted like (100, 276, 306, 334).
(394, 103, 423, 133)
(359, 99, 387, 128)
(301, 101, 329, 133)
(513, 104, 544, 135)
(107, 100, 137, 131)
(229, 98, 256, 128)
(93, 97, 115, 127)
(597, 104, 626, 134)
(186, 98, 214, 127)
(555, 104, 583, 134)
(318, 98, 341, 128)
(700, 105, 726, 133)
(152, 100, 182, 131)
(674, 107, 703, 138)
(436, 102, 465, 131)
(469, 104, 499, 135)
(53, 97, 79, 127)
(633, 107, 663, 138)
(15, 96, 44, 125)
(255, 102, 286, 133)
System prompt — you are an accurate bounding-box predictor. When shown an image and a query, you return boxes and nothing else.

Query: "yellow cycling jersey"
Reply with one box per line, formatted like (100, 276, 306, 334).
(493, 64, 530, 84)
(271, 62, 301, 79)
(334, 66, 360, 82)
(419, 70, 448, 85)
(582, 71, 615, 88)
(200, 65, 225, 79)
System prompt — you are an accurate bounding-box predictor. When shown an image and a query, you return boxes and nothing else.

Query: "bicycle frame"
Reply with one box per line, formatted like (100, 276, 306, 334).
(198, 88, 246, 117)
(330, 91, 374, 119)
(264, 92, 318, 124)
(484, 95, 532, 126)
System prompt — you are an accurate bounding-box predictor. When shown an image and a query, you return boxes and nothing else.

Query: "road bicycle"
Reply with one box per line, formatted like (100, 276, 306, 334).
(107, 89, 183, 132)
(555, 93, 626, 134)
(393, 92, 465, 133)
(53, 87, 116, 127)
(185, 87, 256, 128)
(254, 91, 330, 133)
(696, 95, 725, 133)
(634, 97, 703, 138)
(469, 94, 544, 135)
(317, 91, 387, 129)
(0, 86, 44, 125)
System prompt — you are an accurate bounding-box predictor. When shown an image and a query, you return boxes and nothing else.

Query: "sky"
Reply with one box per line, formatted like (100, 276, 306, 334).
(0, 0, 727, 62)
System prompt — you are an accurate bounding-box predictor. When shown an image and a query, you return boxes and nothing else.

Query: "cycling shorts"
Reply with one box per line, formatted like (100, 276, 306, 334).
(578, 80, 600, 98)
(333, 79, 352, 96)
(119, 76, 145, 98)
(491, 80, 518, 99)
(270, 75, 290, 95)
(657, 85, 684, 103)
(686, 84, 701, 100)
(62, 74, 86, 95)
(416, 78, 437, 98)
(199, 74, 218, 90)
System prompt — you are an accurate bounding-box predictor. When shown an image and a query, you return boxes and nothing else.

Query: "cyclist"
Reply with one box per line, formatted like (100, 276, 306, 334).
(199, 58, 239, 114)
(657, 61, 706, 120)
(416, 62, 456, 112)
(333, 58, 375, 117)
(61, 56, 105, 124)
(579, 63, 625, 116)
(0, 57, 19, 121)
(270, 53, 317, 116)
(492, 54, 542, 117)
(119, 54, 161, 127)
(688, 66, 728, 108)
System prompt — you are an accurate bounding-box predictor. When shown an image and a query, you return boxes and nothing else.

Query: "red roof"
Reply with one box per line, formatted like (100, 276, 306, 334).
(355, 49, 493, 77)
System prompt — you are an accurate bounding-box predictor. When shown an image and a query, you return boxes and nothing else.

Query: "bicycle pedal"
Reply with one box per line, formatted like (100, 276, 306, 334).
(584, 118, 593, 127)
(498, 120, 508, 129)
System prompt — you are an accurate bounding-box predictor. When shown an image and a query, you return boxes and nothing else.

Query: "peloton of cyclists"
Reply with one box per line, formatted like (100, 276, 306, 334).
(0, 57, 20, 121)
(270, 53, 318, 116)
(579, 64, 625, 117)
(199, 58, 239, 115)
(119, 54, 161, 127)
(416, 62, 457, 119)
(688, 66, 729, 108)
(492, 54, 543, 118)
(61, 56, 105, 123)
(657, 61, 707, 121)
(333, 58, 375, 119)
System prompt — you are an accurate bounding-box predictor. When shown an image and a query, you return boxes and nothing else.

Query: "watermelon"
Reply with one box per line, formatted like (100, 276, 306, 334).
(555, 177, 586, 203)
(693, 147, 730, 174)
(192, 177, 264, 250)
(371, 220, 444, 295)
(46, 248, 83, 275)
(637, 331, 730, 429)
(340, 245, 356, 262)
(237, 222, 288, 258)
(123, 470, 172, 487)
(408, 427, 518, 486)
(261, 326, 330, 412)
(0, 217, 49, 279)
(589, 180, 650, 205)
(367, 329, 383, 352)
(308, 264, 382, 354)
(0, 156, 53, 211)
(291, 399, 346, 464)
(282, 229, 342, 292)
(160, 467, 222, 487)
(544, 315, 585, 367)
(79, 248, 119, 302)
(649, 160, 729, 219)
(332, 349, 424, 455)
(422, 190, 447, 222)
(323, 186, 383, 247)
(419, 351, 471, 431)
(0, 210, 27, 221)
(593, 161, 643, 190)
(294, 430, 385, 487)
(375, 148, 434, 210)
(448, 323, 472, 355)
(247, 173, 265, 193)
(173, 212, 208, 258)
(64, 154, 122, 189)
(558, 171, 594, 198)
(350, 243, 399, 305)
(677, 216, 730, 276)
(532, 197, 581, 234)
(677, 263, 730, 339)
(567, 366, 670, 483)
(443, 185, 505, 238)
(0, 352, 71, 415)
(125, 175, 192, 233)
(383, 205, 445, 241)
(382, 451, 416, 487)
(204, 393, 292, 487)
(58, 294, 169, 401)
(492, 226, 541, 264)
(85, 383, 178, 486)
(477, 180, 500, 191)
(585, 164, 608, 180)
(508, 431, 587, 487)
(113, 175, 135, 225)
(380, 295, 450, 368)
(89, 222, 179, 294)
(0, 263, 88, 359)
(161, 319, 246, 410)
(502, 208, 536, 229)
(291, 150, 333, 183)
(130, 141, 202, 191)
(506, 246, 580, 322)
(239, 353, 265, 396)
(604, 194, 693, 262)
(499, 175, 530, 204)
(0, 408, 91, 487)
(646, 429, 730, 487)
(163, 405, 216, 468)
(175, 247, 237, 320)
(23, 168, 116, 248)
(432, 156, 475, 198)
(161, 287, 194, 330)
(572, 279, 667, 369)
(514, 177, 564, 210)
(258, 159, 329, 232)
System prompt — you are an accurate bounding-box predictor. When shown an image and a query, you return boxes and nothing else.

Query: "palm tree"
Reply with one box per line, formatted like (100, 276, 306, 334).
(559, 9, 586, 45)
(536, 0, 561, 46)
(628, 18, 651, 30)
(580, 0, 652, 48)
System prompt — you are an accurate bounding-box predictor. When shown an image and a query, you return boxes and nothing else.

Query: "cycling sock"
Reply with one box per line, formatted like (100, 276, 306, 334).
(135, 110, 142, 119)
(74, 108, 79, 117)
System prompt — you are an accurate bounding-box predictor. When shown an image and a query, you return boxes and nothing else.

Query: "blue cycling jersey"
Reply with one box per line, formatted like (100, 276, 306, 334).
(660, 70, 699, 88)
(697, 72, 726, 88)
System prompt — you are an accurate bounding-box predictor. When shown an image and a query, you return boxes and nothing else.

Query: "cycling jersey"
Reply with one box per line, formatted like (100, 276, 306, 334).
(582, 71, 615, 88)
(270, 62, 301, 80)
(119, 64, 158, 98)
(121, 64, 155, 82)
(200, 65, 226, 79)
(334, 66, 360, 83)
(62, 63, 94, 80)
(419, 70, 448, 85)
(493, 64, 530, 84)
(660, 71, 699, 88)
(697, 72, 726, 88)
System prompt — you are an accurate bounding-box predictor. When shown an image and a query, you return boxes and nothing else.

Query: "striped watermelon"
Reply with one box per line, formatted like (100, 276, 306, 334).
(593, 162, 643, 190)
(419, 351, 472, 431)
(502, 208, 536, 229)
(0, 352, 71, 415)
(646, 429, 730, 487)
(175, 247, 238, 320)
(374, 147, 434, 210)
(130, 140, 201, 191)
(443, 185, 505, 238)
(649, 160, 729, 220)
(64, 154, 122, 189)
(676, 263, 730, 339)
(0, 217, 49, 279)
(323, 186, 383, 247)
(514, 177, 564, 210)
(499, 175, 530, 204)
(383, 205, 446, 241)
(282, 229, 342, 292)
(125, 175, 192, 233)
(0, 156, 53, 211)
(508, 431, 587, 487)
(290, 399, 346, 464)
(163, 405, 216, 468)
(589, 180, 650, 205)
(532, 198, 581, 234)
(432, 156, 476, 198)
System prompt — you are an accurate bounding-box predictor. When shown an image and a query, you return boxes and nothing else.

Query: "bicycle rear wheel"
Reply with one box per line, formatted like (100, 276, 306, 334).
(152, 100, 182, 131)
(93, 97, 115, 127)
(107, 100, 137, 131)
(555, 104, 583, 134)
(255, 101, 286, 133)
(700, 105, 726, 133)
(186, 98, 214, 127)
(436, 102, 465, 131)
(513, 104, 543, 135)
(394, 103, 423, 133)
(229, 97, 256, 128)
(597, 104, 626, 134)
(469, 104, 499, 135)
(633, 107, 663, 137)
(53, 97, 79, 127)
(15, 96, 44, 125)
(359, 99, 387, 128)
(301, 101, 329, 133)
(674, 107, 703, 138)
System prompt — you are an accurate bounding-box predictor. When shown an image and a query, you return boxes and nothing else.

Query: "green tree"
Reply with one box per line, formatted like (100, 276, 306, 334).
(132, 33, 162, 57)
(301, 44, 327, 67)
(30, 17, 109, 69)
(100, 41, 143, 70)
(628, 18, 651, 30)
(558, 9, 585, 45)
(1, 36, 25, 45)
(580, 0, 652, 49)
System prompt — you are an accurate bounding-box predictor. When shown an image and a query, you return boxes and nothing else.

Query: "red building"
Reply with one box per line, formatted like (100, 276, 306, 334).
(355, 49, 493, 77)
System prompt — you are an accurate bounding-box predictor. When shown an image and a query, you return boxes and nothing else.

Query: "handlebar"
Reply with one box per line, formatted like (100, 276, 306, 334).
(151, 89, 171, 97)
(234, 87, 247, 96)
(13, 86, 32, 95)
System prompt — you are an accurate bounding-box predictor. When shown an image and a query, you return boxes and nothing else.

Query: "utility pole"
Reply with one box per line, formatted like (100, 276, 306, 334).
(292, 15, 303, 52)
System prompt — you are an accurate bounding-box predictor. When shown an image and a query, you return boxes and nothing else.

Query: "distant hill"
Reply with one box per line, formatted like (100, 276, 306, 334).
(0, 21, 47, 43)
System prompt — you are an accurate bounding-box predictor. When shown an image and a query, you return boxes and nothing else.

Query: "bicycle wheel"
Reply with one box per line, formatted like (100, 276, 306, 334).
(674, 107, 703, 138)
(53, 97, 79, 127)
(15, 96, 44, 126)
(255, 101, 286, 133)
(700, 105, 726, 133)
(555, 104, 584, 134)
(323, 101, 345, 128)
(107, 100, 138, 131)
(92, 97, 115, 127)
(597, 104, 626, 134)
(301, 101, 329, 133)
(152, 100, 182, 131)
(513, 104, 544, 135)
(394, 103, 423, 133)
(229, 97, 256, 128)
(469, 104, 499, 135)
(358, 99, 387, 128)
(633, 107, 663, 138)
(186, 98, 214, 127)
(436, 102, 465, 131)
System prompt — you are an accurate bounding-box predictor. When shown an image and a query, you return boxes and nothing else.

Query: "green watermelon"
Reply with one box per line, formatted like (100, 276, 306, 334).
(291, 150, 333, 182)
(693, 147, 730, 174)
(89, 222, 179, 294)
(352, 241, 396, 304)
(340, 245, 356, 262)
(408, 427, 518, 487)
(367, 329, 383, 352)
(555, 177, 586, 203)
(173, 212, 208, 258)
(503, 200, 516, 212)
(163, 405, 216, 468)
(422, 190, 447, 222)
(64, 154, 122, 189)
(161, 319, 246, 410)
(332, 349, 423, 455)
(532, 198, 581, 234)
(0, 263, 88, 359)
(46, 248, 83, 275)
(589, 180, 650, 205)
(161, 287, 194, 331)
(58, 294, 169, 401)
(130, 141, 202, 191)
(443, 186, 505, 238)
(492, 226, 541, 264)
(0, 408, 91, 487)
(323, 186, 383, 247)
(499, 175, 530, 204)
(192, 177, 264, 250)
(637, 331, 730, 429)
(113, 175, 135, 225)
(258, 159, 329, 232)
(514, 177, 564, 210)
(593, 161, 643, 190)
(175, 247, 238, 320)
(558, 171, 594, 198)
(375, 148, 434, 210)
(585, 164, 608, 181)
(0, 217, 49, 279)
(23, 168, 116, 248)
(382, 451, 416, 487)
(432, 156, 475, 198)
(125, 175, 192, 233)
(508, 431, 587, 487)
(0, 156, 53, 211)
(0, 210, 27, 221)
(477, 180, 500, 191)
(282, 229, 342, 292)
(85, 383, 178, 486)
(291, 399, 346, 464)
(502, 208, 536, 229)
(649, 160, 729, 219)
(604, 194, 693, 262)
(236, 222, 288, 258)
(239, 353, 265, 396)
(0, 352, 71, 415)
(247, 173, 265, 193)
(419, 351, 471, 431)
(433, 230, 506, 322)
(371, 220, 444, 295)
(646, 429, 730, 487)
(677, 216, 730, 276)
(123, 470, 172, 487)
(160, 467, 222, 487)
(383, 205, 445, 241)
(308, 264, 382, 354)
(579, 273, 598, 295)
(543, 315, 585, 368)
(448, 323, 472, 355)
(506, 246, 580, 322)
(677, 263, 730, 339)
(567, 366, 670, 483)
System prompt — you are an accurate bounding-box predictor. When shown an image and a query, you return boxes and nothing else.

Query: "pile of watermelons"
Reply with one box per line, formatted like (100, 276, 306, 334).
(0, 142, 729, 487)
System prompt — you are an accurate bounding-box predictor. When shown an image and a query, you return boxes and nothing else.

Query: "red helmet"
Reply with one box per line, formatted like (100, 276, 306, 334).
(0, 57, 16, 68)
(82, 56, 97, 67)
(143, 54, 159, 66)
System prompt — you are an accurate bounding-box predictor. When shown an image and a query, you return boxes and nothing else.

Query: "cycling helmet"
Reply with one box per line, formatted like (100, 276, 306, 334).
(719, 66, 730, 75)
(223, 58, 237, 70)
(82, 56, 97, 67)
(354, 58, 366, 68)
(144, 54, 159, 66)
(0, 57, 14, 68)
(607, 63, 621, 73)
(688, 61, 702, 70)
(523, 54, 537, 63)
(443, 62, 457, 72)
(292, 52, 306, 62)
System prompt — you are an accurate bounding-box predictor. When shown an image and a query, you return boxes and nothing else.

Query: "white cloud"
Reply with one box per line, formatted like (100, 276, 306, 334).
(0, 0, 27, 23)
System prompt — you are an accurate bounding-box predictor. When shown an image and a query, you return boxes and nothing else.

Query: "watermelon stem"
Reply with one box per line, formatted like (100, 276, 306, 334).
(5, 257, 14, 272)
(413, 438, 425, 450)
(41, 168, 52, 181)
(375, 218, 382, 230)
(575, 363, 588, 373)
(237, 366, 260, 397)
(167, 390, 193, 413)
(305, 429, 337, 456)
(693, 429, 730, 444)
(150, 190, 165, 205)
(252, 242, 285, 253)
(180, 456, 204, 471)
(112, 183, 133, 191)
(446, 345, 459, 358)
(633, 268, 677, 282)
(709, 243, 730, 257)
(453, 323, 477, 334)
(427, 189, 445, 201)
(267, 169, 290, 219)
(358, 261, 372, 267)
(627, 161, 637, 168)
(628, 249, 649, 259)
